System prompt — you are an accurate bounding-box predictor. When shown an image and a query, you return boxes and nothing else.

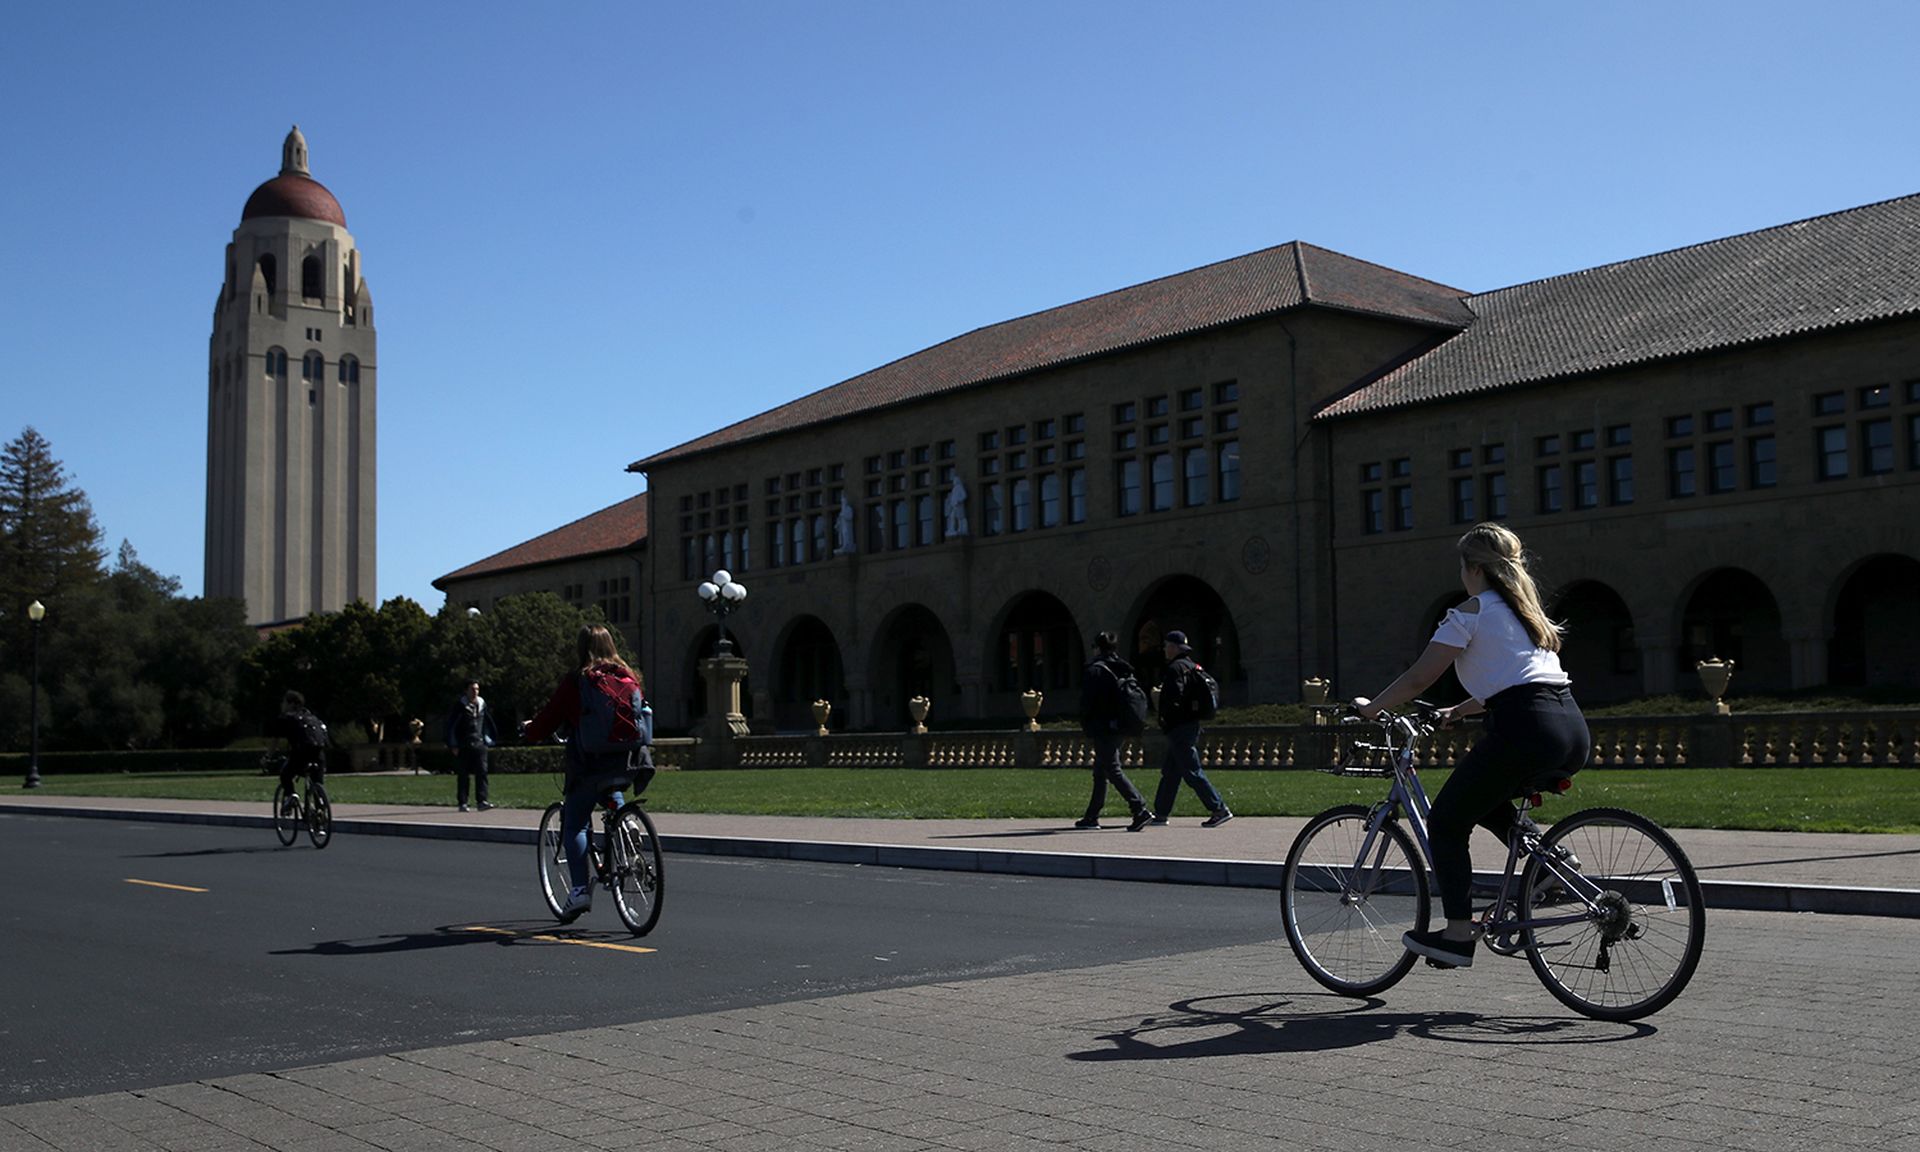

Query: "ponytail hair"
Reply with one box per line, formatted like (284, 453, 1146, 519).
(1458, 523, 1563, 653)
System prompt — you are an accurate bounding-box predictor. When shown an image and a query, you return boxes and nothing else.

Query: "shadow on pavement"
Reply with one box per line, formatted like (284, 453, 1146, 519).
(269, 922, 644, 957)
(1067, 991, 1651, 1060)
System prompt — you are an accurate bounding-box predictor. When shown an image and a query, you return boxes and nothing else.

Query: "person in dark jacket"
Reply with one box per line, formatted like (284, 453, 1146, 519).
(444, 680, 501, 812)
(269, 690, 327, 796)
(1152, 630, 1232, 828)
(1076, 631, 1151, 830)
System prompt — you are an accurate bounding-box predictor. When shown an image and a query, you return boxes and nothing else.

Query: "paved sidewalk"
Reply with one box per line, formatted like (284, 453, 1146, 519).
(7, 793, 1918, 916)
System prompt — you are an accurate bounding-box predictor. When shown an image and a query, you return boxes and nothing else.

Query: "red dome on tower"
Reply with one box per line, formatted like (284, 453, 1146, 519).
(239, 125, 347, 227)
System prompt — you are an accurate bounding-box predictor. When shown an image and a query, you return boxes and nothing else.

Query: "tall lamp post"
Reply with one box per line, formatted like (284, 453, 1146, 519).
(696, 569, 748, 656)
(24, 599, 45, 789)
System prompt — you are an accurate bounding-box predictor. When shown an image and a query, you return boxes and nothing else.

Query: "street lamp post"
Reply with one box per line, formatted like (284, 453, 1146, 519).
(24, 599, 45, 789)
(696, 569, 748, 657)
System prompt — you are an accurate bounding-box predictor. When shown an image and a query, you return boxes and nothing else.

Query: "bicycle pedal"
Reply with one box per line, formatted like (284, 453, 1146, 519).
(1423, 957, 1461, 970)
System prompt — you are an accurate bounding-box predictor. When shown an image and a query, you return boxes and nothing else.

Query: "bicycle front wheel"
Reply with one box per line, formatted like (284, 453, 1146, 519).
(536, 803, 571, 919)
(306, 783, 332, 849)
(1282, 804, 1429, 997)
(272, 783, 300, 847)
(1521, 807, 1705, 1022)
(606, 803, 664, 936)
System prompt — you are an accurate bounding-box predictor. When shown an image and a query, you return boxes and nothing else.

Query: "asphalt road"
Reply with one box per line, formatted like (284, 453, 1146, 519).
(0, 813, 1284, 1104)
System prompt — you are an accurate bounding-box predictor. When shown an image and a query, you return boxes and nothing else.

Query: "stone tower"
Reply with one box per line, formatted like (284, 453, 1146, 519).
(205, 126, 376, 624)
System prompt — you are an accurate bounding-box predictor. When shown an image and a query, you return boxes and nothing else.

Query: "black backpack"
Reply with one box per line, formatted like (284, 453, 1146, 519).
(289, 710, 329, 751)
(1188, 664, 1220, 720)
(1113, 671, 1151, 735)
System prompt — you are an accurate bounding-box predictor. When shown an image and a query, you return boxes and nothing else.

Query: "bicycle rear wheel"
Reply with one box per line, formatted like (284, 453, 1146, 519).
(1281, 804, 1429, 996)
(536, 803, 571, 919)
(305, 783, 332, 849)
(272, 783, 300, 847)
(606, 803, 664, 936)
(1521, 807, 1705, 1022)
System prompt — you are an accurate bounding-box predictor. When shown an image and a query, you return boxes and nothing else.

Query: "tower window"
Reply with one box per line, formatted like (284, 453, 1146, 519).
(301, 255, 322, 300)
(256, 254, 277, 298)
(302, 352, 323, 382)
(338, 356, 359, 385)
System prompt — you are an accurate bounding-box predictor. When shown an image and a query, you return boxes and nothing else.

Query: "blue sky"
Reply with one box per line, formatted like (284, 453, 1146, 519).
(5, 1, 1918, 611)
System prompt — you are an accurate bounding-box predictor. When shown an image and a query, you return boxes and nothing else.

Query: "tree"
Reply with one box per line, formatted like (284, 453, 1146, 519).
(0, 427, 106, 609)
(426, 593, 618, 732)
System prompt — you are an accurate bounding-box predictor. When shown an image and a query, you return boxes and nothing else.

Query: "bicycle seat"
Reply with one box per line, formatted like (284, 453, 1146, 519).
(1511, 771, 1574, 804)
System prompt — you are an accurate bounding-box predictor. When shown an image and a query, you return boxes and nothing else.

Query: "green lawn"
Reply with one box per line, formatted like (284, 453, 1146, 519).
(25, 766, 1920, 834)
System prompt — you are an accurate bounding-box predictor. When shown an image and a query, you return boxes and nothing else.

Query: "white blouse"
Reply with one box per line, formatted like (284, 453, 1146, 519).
(1429, 588, 1570, 702)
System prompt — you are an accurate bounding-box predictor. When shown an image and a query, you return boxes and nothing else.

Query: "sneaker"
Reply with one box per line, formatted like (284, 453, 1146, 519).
(558, 885, 593, 924)
(1201, 809, 1234, 828)
(1072, 818, 1101, 830)
(458, 803, 469, 813)
(477, 801, 496, 811)
(1147, 813, 1169, 826)
(1127, 810, 1153, 832)
(1403, 928, 1475, 968)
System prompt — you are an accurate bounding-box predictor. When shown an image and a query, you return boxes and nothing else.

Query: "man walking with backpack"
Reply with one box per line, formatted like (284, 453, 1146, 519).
(444, 680, 500, 812)
(1149, 630, 1233, 828)
(1077, 631, 1152, 831)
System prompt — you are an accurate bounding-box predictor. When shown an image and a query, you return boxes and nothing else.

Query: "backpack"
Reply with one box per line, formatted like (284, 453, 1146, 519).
(575, 669, 652, 759)
(1188, 664, 1220, 720)
(289, 710, 329, 751)
(1114, 671, 1151, 736)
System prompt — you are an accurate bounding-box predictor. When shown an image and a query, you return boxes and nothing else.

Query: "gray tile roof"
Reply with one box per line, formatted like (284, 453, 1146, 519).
(630, 243, 1471, 471)
(1317, 193, 1920, 419)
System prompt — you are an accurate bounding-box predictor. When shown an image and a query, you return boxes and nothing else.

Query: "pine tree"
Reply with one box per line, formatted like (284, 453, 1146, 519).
(0, 427, 107, 610)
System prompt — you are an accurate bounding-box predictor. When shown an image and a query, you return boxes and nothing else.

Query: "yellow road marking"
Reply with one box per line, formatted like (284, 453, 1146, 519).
(458, 925, 655, 954)
(125, 879, 209, 893)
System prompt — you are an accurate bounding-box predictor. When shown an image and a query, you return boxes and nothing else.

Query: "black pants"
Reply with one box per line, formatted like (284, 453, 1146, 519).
(279, 757, 324, 794)
(1429, 683, 1590, 921)
(1083, 733, 1147, 821)
(455, 745, 489, 806)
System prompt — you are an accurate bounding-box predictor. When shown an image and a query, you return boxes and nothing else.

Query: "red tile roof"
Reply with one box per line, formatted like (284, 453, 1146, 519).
(1317, 193, 1920, 419)
(630, 242, 1470, 471)
(434, 494, 648, 588)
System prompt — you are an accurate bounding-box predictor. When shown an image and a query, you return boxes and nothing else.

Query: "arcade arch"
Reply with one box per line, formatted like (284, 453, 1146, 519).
(1677, 568, 1788, 695)
(1126, 576, 1241, 704)
(1828, 554, 1920, 689)
(869, 604, 959, 729)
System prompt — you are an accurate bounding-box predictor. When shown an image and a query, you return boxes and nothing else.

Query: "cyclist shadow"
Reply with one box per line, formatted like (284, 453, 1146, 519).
(124, 846, 288, 858)
(269, 922, 639, 957)
(1066, 992, 1651, 1061)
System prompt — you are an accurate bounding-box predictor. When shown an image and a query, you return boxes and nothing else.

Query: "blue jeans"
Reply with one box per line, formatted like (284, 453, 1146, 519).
(561, 786, 624, 891)
(1155, 722, 1224, 817)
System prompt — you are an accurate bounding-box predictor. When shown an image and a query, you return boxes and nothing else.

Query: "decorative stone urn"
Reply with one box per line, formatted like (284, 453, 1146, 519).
(1302, 677, 1331, 706)
(1019, 689, 1044, 732)
(811, 698, 833, 736)
(908, 695, 931, 735)
(1696, 658, 1736, 715)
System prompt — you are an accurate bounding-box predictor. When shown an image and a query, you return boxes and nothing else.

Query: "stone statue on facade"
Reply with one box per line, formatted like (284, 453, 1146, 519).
(944, 477, 969, 537)
(835, 496, 856, 555)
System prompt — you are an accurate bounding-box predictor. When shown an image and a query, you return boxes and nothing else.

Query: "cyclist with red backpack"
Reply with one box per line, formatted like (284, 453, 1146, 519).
(521, 625, 654, 922)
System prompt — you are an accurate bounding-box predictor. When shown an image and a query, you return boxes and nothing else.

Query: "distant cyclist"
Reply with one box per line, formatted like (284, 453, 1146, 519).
(522, 626, 654, 922)
(270, 690, 329, 796)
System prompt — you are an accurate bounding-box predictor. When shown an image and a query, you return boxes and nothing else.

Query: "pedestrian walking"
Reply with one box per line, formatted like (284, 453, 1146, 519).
(1076, 631, 1151, 830)
(1151, 630, 1232, 827)
(444, 680, 500, 812)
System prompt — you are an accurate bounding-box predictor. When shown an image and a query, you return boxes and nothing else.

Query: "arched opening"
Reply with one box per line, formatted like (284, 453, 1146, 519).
(1678, 569, 1789, 695)
(1552, 581, 1640, 705)
(870, 604, 958, 729)
(256, 254, 277, 299)
(998, 595, 1090, 710)
(338, 355, 359, 385)
(1417, 590, 1474, 705)
(1828, 554, 1920, 690)
(301, 254, 323, 300)
(1128, 576, 1241, 703)
(774, 616, 845, 731)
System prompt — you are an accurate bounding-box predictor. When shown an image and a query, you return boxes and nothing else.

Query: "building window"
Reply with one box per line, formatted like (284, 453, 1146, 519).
(866, 503, 886, 552)
(1608, 455, 1634, 505)
(1817, 426, 1848, 479)
(1450, 475, 1475, 523)
(771, 524, 787, 568)
(886, 500, 905, 549)
(1748, 435, 1776, 488)
(337, 356, 359, 384)
(1484, 471, 1507, 519)
(1573, 460, 1598, 510)
(1038, 473, 1060, 528)
(1705, 408, 1734, 433)
(1117, 459, 1141, 516)
(1668, 446, 1697, 497)
(1010, 477, 1032, 531)
(1217, 441, 1241, 502)
(301, 351, 323, 382)
(789, 519, 806, 565)
(1149, 453, 1174, 512)
(301, 255, 323, 300)
(1182, 447, 1207, 507)
(1067, 467, 1087, 523)
(1537, 465, 1563, 513)
(1362, 490, 1385, 535)
(1706, 441, 1736, 493)
(1860, 384, 1891, 410)
(916, 494, 936, 544)
(810, 514, 828, 560)
(1909, 414, 1920, 471)
(983, 483, 1003, 535)
(1391, 484, 1413, 531)
(1863, 418, 1894, 475)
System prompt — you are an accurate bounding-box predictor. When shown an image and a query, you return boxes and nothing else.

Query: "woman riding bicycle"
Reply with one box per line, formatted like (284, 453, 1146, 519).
(522, 625, 653, 923)
(1354, 522, 1590, 969)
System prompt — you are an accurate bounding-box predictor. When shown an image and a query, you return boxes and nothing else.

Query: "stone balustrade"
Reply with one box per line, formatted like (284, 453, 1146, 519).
(665, 710, 1920, 770)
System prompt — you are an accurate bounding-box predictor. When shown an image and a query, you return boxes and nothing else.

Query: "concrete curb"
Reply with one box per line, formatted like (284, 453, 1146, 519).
(12, 801, 1920, 919)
